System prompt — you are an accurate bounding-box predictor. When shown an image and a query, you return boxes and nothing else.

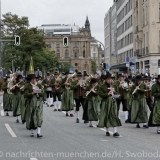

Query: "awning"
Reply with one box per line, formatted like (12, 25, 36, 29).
(110, 62, 135, 69)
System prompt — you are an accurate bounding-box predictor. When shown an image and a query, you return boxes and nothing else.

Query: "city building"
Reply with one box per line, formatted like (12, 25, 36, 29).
(133, 0, 160, 75)
(110, 0, 134, 73)
(38, 17, 93, 74)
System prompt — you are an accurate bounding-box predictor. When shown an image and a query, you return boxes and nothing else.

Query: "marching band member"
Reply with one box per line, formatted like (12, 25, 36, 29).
(112, 74, 128, 121)
(61, 72, 74, 117)
(51, 72, 62, 111)
(128, 75, 148, 128)
(83, 78, 101, 127)
(98, 74, 121, 137)
(24, 73, 44, 138)
(42, 72, 53, 107)
(12, 75, 25, 123)
(148, 75, 160, 134)
(143, 76, 153, 111)
(70, 72, 85, 123)
(2, 75, 13, 116)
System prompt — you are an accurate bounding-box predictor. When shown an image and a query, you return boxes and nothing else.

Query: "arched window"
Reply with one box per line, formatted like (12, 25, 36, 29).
(83, 51, 85, 58)
(65, 50, 69, 58)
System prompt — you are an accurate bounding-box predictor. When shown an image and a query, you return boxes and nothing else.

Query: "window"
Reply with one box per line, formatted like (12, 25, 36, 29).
(56, 43, 60, 48)
(47, 43, 51, 48)
(83, 51, 85, 57)
(74, 52, 78, 57)
(56, 50, 60, 58)
(65, 50, 69, 58)
(83, 42, 85, 47)
(75, 63, 78, 66)
(74, 42, 78, 47)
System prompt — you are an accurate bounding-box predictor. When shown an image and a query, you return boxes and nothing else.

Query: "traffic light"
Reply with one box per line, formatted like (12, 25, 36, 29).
(103, 63, 106, 70)
(15, 36, 20, 46)
(63, 37, 68, 47)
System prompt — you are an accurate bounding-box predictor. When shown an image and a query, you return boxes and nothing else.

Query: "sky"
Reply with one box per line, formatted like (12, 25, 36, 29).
(1, 0, 113, 43)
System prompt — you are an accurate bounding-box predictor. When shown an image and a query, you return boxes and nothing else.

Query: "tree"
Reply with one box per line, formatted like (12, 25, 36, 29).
(91, 60, 97, 73)
(1, 12, 58, 74)
(58, 62, 71, 73)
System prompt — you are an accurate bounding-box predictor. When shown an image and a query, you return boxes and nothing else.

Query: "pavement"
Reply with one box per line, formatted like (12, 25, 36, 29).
(0, 95, 160, 160)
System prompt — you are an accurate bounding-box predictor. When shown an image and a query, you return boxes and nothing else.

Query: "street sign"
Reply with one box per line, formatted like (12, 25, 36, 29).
(106, 64, 109, 70)
(126, 64, 129, 67)
(69, 67, 74, 73)
(130, 65, 135, 70)
(126, 57, 130, 64)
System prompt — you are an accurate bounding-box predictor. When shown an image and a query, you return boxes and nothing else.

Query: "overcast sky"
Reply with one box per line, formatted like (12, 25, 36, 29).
(1, 0, 113, 43)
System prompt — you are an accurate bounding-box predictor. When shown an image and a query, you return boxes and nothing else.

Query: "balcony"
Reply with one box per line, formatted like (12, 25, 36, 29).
(146, 47, 149, 54)
(142, 48, 145, 55)
(135, 49, 142, 57)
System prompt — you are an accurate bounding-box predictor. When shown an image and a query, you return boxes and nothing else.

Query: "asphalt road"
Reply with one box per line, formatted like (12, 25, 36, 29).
(0, 95, 160, 160)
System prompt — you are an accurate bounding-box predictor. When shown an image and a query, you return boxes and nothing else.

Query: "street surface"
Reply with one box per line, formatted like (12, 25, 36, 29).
(0, 95, 159, 160)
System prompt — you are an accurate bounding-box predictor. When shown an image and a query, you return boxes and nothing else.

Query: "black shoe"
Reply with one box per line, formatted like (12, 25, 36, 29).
(136, 124, 141, 128)
(30, 133, 34, 137)
(22, 120, 26, 124)
(125, 119, 129, 123)
(16, 119, 19, 123)
(54, 109, 57, 111)
(106, 132, 110, 136)
(66, 113, 69, 116)
(6, 113, 9, 116)
(157, 130, 160, 134)
(84, 120, 89, 124)
(70, 114, 74, 117)
(58, 109, 61, 112)
(50, 105, 54, 107)
(37, 134, 43, 138)
(76, 118, 79, 123)
(113, 132, 120, 137)
(89, 124, 93, 127)
(143, 125, 149, 128)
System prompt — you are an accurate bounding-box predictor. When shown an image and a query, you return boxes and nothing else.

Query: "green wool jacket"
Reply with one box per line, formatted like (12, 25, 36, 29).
(85, 85, 99, 100)
(130, 82, 146, 99)
(70, 80, 85, 99)
(151, 83, 160, 101)
(24, 83, 44, 100)
(112, 80, 129, 99)
(11, 81, 25, 95)
(50, 77, 62, 93)
(2, 81, 8, 93)
(42, 78, 52, 91)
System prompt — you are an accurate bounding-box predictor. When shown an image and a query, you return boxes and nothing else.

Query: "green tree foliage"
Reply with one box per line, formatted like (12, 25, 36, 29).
(1, 12, 58, 74)
(91, 60, 97, 73)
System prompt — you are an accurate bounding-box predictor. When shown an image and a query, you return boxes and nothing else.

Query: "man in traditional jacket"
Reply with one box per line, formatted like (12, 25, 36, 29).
(42, 72, 53, 107)
(11, 75, 25, 123)
(2, 76, 13, 116)
(70, 72, 85, 123)
(112, 74, 129, 122)
(61, 72, 74, 117)
(50, 72, 62, 111)
(98, 74, 121, 137)
(148, 75, 160, 133)
(24, 74, 44, 138)
(129, 75, 148, 128)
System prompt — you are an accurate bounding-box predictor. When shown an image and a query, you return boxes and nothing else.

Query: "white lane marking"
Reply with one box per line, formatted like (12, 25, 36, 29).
(1, 110, 4, 116)
(5, 124, 17, 138)
(30, 158, 38, 160)
(100, 140, 108, 142)
(1, 103, 3, 107)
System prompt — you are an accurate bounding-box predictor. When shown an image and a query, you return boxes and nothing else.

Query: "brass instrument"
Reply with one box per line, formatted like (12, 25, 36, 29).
(86, 83, 98, 96)
(55, 73, 62, 82)
(7, 73, 17, 94)
(132, 81, 143, 95)
(85, 74, 93, 86)
(65, 72, 77, 89)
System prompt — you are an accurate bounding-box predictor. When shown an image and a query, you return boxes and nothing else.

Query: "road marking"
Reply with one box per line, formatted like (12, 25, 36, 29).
(100, 140, 108, 142)
(30, 158, 38, 160)
(1, 110, 4, 116)
(1, 103, 3, 107)
(5, 124, 17, 138)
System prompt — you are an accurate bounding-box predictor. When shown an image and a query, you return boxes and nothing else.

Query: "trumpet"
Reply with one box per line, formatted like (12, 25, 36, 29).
(7, 81, 22, 94)
(55, 73, 62, 82)
(132, 81, 143, 95)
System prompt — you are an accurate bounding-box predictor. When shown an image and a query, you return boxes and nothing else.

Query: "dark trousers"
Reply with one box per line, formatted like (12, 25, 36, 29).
(46, 91, 53, 98)
(53, 92, 61, 101)
(146, 98, 153, 111)
(75, 96, 85, 111)
(116, 98, 127, 111)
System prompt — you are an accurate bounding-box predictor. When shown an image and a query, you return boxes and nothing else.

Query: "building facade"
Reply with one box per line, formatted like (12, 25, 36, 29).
(133, 0, 160, 75)
(38, 17, 93, 74)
